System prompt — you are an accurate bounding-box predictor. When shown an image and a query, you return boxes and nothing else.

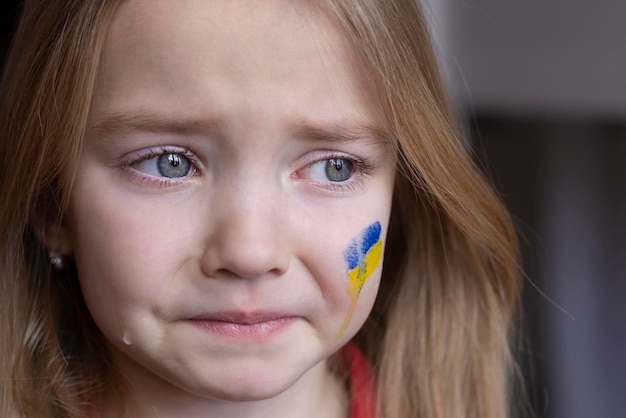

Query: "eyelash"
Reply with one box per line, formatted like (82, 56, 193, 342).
(298, 152, 373, 193)
(121, 146, 199, 188)
(120, 147, 373, 192)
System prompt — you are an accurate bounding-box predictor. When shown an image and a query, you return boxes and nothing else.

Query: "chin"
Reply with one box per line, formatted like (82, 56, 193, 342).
(191, 376, 296, 403)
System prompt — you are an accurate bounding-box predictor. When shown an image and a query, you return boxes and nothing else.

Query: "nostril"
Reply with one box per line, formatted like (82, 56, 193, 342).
(200, 236, 289, 280)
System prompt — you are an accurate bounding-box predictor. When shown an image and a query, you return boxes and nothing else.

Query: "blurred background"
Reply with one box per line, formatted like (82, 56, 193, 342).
(2, 1, 624, 417)
(424, 1, 626, 417)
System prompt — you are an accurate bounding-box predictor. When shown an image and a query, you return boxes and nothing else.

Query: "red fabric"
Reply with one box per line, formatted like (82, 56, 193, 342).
(85, 344, 376, 418)
(83, 402, 99, 418)
(343, 343, 377, 418)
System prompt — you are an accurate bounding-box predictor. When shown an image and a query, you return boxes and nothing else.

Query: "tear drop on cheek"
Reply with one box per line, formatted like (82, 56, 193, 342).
(122, 332, 133, 346)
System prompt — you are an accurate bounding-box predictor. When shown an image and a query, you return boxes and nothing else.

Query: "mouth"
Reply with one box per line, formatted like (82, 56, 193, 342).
(186, 312, 297, 340)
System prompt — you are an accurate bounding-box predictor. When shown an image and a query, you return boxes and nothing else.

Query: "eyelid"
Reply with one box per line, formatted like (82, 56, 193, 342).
(120, 145, 201, 187)
(294, 151, 374, 193)
(121, 144, 195, 164)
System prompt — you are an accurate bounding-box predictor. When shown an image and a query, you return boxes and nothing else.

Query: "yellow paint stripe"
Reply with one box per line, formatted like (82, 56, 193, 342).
(347, 239, 383, 293)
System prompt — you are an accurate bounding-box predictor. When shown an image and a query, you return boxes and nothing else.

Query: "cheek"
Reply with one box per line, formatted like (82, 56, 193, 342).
(336, 221, 384, 338)
(68, 201, 149, 333)
(344, 221, 383, 296)
(351, 271, 380, 328)
(67, 181, 199, 330)
(301, 217, 385, 342)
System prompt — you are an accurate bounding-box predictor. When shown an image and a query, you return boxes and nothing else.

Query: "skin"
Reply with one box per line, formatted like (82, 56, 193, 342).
(65, 0, 395, 416)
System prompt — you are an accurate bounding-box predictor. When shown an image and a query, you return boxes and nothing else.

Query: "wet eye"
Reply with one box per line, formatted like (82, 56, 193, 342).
(310, 158, 354, 182)
(133, 152, 194, 178)
(158, 153, 191, 178)
(326, 158, 353, 182)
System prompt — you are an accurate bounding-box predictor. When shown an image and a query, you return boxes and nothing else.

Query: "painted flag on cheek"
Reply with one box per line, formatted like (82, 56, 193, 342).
(334, 221, 383, 340)
(344, 221, 383, 297)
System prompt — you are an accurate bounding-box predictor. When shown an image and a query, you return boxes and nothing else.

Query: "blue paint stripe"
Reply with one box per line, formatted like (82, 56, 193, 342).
(344, 222, 381, 270)
(361, 222, 381, 254)
(345, 241, 360, 270)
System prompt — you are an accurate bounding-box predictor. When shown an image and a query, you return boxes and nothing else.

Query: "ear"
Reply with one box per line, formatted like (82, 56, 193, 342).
(33, 219, 74, 256)
(29, 184, 74, 256)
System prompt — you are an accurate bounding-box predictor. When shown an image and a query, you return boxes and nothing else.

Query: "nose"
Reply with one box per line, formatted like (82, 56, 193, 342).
(200, 188, 289, 280)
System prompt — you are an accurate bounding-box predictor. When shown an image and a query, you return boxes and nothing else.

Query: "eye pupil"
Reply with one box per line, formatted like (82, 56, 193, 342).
(157, 153, 191, 178)
(168, 154, 181, 167)
(325, 158, 353, 182)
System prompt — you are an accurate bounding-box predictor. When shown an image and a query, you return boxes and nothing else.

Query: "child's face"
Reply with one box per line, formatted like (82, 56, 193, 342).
(68, 0, 394, 406)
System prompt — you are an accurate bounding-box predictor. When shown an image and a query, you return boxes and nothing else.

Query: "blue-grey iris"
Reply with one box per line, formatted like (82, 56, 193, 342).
(326, 158, 353, 182)
(157, 153, 191, 178)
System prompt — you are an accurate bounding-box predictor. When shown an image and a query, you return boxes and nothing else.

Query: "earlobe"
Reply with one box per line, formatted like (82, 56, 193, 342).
(34, 220, 74, 257)
(30, 191, 74, 256)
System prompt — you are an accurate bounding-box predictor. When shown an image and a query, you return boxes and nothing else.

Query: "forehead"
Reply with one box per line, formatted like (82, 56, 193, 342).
(92, 0, 380, 131)
(105, 0, 338, 63)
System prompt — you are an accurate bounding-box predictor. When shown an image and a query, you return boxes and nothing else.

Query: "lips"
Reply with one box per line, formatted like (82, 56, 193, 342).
(186, 312, 297, 340)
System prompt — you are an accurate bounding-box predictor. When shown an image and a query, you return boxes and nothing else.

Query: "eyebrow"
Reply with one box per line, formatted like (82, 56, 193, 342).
(88, 111, 222, 139)
(88, 110, 393, 147)
(290, 120, 393, 147)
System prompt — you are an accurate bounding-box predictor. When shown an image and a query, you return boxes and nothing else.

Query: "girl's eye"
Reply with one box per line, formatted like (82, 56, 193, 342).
(132, 152, 194, 179)
(309, 158, 355, 182)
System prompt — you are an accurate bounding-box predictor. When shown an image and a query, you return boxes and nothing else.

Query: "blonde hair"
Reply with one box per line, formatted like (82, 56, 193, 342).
(1, 1, 122, 416)
(0, 1, 519, 417)
(315, 2, 519, 417)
